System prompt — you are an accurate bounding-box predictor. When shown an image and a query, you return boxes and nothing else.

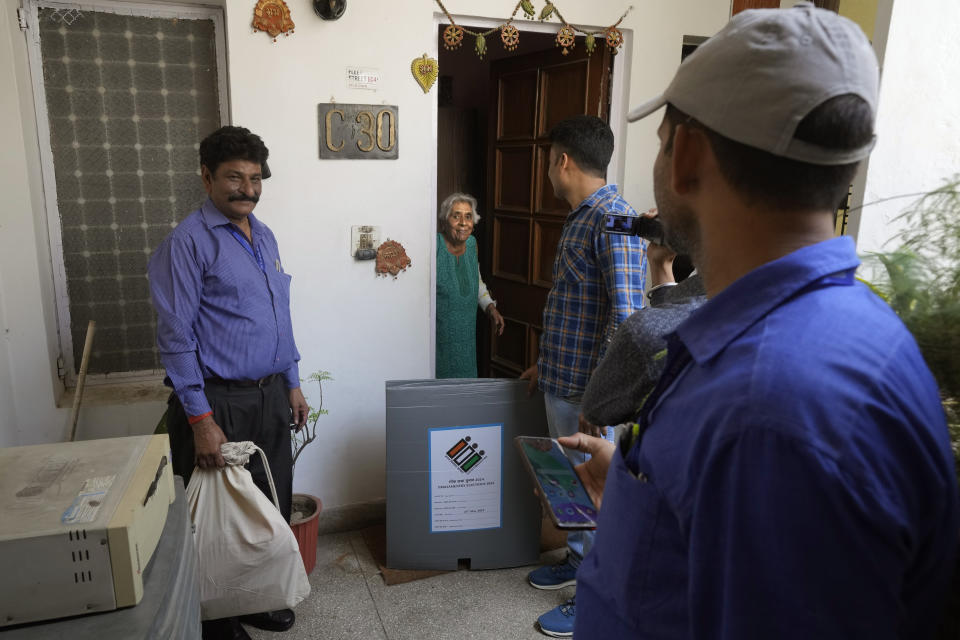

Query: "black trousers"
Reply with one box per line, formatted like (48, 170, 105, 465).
(167, 375, 293, 522)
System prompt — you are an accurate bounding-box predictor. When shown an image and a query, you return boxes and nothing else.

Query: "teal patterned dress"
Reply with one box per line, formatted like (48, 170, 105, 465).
(436, 233, 479, 378)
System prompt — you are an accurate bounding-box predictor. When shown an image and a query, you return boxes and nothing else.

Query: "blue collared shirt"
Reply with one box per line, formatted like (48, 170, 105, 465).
(576, 236, 959, 639)
(148, 199, 300, 417)
(538, 184, 647, 398)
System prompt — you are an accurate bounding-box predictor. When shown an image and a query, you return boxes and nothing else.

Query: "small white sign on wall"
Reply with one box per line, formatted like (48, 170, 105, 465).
(346, 67, 380, 91)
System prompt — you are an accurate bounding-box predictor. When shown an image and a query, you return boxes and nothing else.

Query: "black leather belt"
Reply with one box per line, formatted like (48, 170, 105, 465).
(204, 373, 280, 389)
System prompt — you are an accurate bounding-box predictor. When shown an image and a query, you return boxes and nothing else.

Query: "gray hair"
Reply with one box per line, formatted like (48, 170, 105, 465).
(438, 193, 480, 225)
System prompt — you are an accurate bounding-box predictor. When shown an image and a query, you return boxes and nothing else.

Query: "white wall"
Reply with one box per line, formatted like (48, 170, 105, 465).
(854, 0, 960, 255)
(0, 0, 731, 507)
(1, 2, 68, 446)
(0, 1, 170, 446)
(0, 5, 22, 447)
(0, 283, 17, 447)
(616, 1, 731, 210)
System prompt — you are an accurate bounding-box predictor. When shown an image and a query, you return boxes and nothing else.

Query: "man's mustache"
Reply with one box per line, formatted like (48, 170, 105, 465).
(228, 193, 260, 203)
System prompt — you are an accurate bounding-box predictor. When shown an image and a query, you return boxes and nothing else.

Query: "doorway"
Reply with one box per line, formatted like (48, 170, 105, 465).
(435, 21, 619, 378)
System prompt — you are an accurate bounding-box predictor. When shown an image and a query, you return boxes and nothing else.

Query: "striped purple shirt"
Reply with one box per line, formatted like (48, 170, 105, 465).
(148, 199, 300, 417)
(538, 184, 647, 398)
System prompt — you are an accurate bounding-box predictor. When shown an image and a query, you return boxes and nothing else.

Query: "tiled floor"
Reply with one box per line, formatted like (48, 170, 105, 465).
(246, 531, 572, 640)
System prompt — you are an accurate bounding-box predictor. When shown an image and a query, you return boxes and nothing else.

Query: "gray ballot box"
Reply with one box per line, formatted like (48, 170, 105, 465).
(386, 378, 549, 570)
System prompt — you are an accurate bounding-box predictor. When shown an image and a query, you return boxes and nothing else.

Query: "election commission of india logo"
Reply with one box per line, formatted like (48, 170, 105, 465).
(445, 436, 486, 473)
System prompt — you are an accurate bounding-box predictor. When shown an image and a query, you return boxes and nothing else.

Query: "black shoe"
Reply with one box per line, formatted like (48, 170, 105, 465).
(239, 609, 296, 632)
(202, 617, 252, 640)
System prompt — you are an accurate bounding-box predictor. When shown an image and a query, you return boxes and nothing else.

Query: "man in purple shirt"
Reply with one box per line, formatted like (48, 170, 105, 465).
(558, 4, 958, 639)
(149, 126, 307, 640)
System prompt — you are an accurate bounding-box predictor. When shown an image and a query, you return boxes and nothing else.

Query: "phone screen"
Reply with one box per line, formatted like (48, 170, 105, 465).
(515, 436, 598, 529)
(603, 213, 635, 235)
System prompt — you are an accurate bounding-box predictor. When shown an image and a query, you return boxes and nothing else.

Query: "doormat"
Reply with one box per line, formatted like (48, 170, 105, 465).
(359, 515, 566, 586)
(359, 524, 450, 585)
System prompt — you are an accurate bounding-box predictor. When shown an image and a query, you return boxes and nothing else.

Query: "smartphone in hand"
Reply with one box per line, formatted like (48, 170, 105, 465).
(515, 436, 598, 529)
(603, 213, 664, 242)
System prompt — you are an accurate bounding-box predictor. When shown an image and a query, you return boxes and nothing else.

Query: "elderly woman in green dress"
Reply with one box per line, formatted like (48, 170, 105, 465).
(436, 193, 505, 378)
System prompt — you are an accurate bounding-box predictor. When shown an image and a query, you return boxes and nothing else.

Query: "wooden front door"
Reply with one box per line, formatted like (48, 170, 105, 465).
(482, 44, 612, 378)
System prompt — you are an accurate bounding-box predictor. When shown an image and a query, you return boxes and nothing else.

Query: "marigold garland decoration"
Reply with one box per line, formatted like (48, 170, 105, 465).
(252, 0, 295, 41)
(443, 24, 464, 50)
(539, 1, 556, 21)
(605, 27, 624, 54)
(585, 33, 597, 54)
(501, 24, 520, 51)
(434, 0, 633, 59)
(556, 25, 575, 55)
(475, 33, 488, 58)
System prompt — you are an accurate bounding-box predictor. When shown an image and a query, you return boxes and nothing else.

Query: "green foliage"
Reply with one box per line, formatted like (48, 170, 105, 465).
(863, 177, 960, 467)
(291, 370, 333, 474)
(863, 178, 960, 640)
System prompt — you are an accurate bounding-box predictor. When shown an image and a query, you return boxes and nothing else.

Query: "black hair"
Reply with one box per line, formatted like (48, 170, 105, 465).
(548, 115, 614, 178)
(664, 95, 874, 212)
(199, 126, 269, 176)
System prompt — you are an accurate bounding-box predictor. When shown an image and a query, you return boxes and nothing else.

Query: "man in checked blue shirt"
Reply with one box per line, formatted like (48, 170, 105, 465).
(519, 115, 647, 637)
(149, 126, 307, 640)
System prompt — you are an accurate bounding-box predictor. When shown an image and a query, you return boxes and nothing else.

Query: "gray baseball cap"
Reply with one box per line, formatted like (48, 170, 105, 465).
(627, 2, 879, 165)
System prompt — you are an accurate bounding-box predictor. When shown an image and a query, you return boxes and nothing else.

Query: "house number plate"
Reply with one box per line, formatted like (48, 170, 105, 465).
(318, 104, 398, 160)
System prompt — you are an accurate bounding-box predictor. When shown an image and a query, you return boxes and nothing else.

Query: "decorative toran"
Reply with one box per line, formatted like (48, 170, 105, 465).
(253, 0, 296, 42)
(435, 0, 633, 58)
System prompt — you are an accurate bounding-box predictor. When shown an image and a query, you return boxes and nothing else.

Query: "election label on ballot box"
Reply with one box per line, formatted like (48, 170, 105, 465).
(429, 423, 503, 533)
(386, 379, 548, 571)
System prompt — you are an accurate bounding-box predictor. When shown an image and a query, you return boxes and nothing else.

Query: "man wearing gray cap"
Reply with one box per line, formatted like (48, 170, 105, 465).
(556, 4, 959, 638)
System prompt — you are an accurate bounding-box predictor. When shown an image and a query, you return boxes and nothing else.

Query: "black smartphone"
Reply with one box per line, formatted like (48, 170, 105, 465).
(515, 436, 598, 530)
(602, 213, 665, 245)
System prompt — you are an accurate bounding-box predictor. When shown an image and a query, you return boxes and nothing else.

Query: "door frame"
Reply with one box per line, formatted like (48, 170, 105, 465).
(429, 11, 631, 375)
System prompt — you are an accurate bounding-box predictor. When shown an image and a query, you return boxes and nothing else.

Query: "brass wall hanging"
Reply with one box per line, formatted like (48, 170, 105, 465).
(253, 0, 295, 41)
(412, 54, 439, 93)
(376, 240, 412, 278)
(318, 103, 399, 160)
(434, 0, 633, 59)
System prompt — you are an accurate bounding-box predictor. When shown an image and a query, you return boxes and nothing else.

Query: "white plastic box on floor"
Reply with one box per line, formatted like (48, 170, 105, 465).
(385, 378, 549, 570)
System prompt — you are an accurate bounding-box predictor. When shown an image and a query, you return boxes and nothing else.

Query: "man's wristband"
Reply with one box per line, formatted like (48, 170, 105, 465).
(188, 411, 213, 425)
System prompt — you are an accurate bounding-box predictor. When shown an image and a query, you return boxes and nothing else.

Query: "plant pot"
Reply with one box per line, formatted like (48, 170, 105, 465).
(290, 493, 322, 575)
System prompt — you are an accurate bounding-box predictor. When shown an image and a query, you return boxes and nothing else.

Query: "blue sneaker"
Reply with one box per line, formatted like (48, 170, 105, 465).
(537, 597, 575, 637)
(528, 557, 577, 590)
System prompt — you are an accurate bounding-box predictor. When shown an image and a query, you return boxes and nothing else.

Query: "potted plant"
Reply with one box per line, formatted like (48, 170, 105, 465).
(862, 177, 959, 638)
(289, 370, 332, 575)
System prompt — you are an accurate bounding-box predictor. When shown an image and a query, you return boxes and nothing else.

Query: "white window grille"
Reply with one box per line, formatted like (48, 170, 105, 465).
(23, 1, 229, 385)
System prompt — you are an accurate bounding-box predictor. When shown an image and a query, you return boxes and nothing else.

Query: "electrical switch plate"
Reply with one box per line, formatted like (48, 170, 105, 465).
(351, 225, 380, 260)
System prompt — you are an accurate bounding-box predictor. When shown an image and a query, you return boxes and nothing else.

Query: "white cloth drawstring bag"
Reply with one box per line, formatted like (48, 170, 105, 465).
(186, 441, 311, 620)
